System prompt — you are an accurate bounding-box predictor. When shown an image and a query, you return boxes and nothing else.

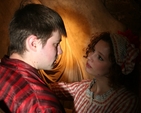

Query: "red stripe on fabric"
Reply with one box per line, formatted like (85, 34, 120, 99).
(10, 83, 30, 112)
(17, 93, 35, 112)
(108, 90, 132, 112)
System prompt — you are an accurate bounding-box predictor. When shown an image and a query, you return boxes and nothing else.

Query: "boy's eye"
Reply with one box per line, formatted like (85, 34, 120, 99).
(54, 43, 59, 47)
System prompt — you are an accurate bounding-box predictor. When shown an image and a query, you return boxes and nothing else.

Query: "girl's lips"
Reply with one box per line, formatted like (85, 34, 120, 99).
(86, 62, 92, 68)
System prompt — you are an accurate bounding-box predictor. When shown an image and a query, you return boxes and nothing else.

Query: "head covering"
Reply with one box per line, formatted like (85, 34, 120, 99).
(110, 33, 139, 75)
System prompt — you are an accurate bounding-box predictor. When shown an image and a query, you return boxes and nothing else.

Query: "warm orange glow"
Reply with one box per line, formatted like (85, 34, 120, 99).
(38, 0, 126, 83)
(39, 6, 92, 83)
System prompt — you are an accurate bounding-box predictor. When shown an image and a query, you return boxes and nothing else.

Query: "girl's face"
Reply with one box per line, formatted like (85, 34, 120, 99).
(86, 40, 112, 78)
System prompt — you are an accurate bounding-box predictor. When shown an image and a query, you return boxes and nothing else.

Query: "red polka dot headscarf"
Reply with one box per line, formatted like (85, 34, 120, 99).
(110, 32, 139, 75)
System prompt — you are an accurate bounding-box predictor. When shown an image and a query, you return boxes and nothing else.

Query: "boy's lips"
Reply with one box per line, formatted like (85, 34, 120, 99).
(52, 57, 59, 67)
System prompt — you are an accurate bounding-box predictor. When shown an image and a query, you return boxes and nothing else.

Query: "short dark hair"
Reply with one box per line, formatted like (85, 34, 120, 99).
(8, 3, 67, 55)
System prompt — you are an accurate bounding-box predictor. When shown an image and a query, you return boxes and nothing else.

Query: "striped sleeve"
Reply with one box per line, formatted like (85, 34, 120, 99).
(50, 79, 91, 100)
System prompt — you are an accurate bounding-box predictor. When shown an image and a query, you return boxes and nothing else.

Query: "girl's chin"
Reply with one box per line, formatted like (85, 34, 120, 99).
(85, 68, 91, 74)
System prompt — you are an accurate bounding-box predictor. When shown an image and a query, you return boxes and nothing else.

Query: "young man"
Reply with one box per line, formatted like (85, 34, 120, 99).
(0, 3, 67, 113)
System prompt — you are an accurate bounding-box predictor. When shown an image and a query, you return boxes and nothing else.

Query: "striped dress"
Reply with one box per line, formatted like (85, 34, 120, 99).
(50, 79, 139, 113)
(0, 55, 65, 113)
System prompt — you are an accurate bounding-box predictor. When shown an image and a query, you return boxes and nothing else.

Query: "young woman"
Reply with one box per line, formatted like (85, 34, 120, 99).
(49, 32, 140, 113)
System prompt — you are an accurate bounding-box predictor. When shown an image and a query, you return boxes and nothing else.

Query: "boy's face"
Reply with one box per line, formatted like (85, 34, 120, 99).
(37, 30, 62, 70)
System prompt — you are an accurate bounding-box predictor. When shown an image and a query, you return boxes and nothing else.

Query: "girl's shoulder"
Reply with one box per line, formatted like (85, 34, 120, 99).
(113, 87, 138, 102)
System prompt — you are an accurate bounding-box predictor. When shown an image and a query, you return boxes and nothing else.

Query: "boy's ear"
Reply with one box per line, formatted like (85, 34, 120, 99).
(26, 35, 38, 51)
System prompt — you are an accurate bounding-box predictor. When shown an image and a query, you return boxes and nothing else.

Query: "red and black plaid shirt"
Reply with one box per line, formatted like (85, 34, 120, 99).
(0, 55, 65, 113)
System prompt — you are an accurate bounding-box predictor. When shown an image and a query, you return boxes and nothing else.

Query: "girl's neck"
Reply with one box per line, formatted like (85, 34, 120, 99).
(90, 78, 111, 95)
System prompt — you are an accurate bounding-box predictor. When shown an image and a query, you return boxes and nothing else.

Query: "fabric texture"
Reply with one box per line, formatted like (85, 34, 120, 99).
(50, 80, 139, 113)
(110, 33, 139, 75)
(0, 55, 65, 113)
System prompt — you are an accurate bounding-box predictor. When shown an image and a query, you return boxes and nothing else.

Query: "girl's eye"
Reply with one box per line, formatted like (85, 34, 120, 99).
(98, 55, 103, 61)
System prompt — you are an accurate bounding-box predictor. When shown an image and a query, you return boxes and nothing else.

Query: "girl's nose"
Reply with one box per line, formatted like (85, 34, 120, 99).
(88, 52, 96, 61)
(87, 52, 93, 60)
